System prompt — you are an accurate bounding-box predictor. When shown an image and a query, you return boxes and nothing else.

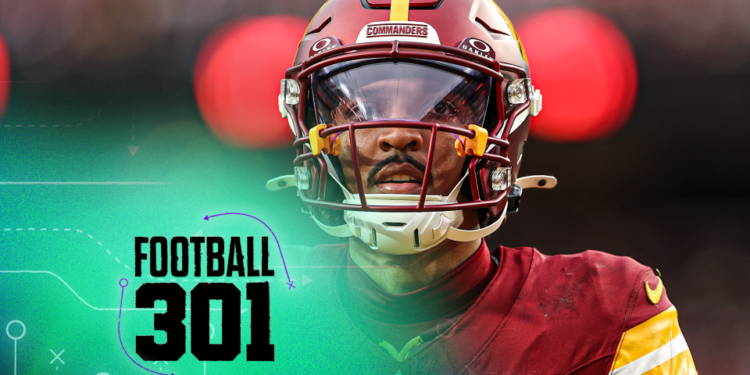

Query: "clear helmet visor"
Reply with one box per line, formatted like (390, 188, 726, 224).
(311, 59, 492, 127)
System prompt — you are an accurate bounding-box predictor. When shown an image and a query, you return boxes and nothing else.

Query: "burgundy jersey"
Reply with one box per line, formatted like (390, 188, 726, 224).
(296, 244, 697, 375)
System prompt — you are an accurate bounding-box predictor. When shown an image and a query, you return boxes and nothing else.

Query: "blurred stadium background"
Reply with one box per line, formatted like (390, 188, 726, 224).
(1, 0, 748, 372)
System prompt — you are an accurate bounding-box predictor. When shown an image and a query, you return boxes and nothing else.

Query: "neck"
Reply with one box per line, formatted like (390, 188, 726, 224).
(348, 236, 482, 295)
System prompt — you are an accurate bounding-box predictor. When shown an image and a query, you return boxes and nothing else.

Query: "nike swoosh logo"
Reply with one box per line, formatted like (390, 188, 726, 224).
(645, 276, 664, 305)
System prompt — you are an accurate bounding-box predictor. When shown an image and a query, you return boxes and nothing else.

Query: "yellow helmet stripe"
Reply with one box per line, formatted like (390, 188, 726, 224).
(390, 0, 410, 22)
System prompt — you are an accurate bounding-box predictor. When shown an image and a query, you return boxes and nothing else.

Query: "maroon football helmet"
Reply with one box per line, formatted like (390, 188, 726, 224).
(271, 0, 553, 254)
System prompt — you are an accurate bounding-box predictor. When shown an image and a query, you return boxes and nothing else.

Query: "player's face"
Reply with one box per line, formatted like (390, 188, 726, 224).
(335, 79, 467, 195)
(311, 60, 491, 196)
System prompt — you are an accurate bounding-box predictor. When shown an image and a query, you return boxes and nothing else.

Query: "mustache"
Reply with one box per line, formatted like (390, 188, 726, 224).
(366, 153, 427, 188)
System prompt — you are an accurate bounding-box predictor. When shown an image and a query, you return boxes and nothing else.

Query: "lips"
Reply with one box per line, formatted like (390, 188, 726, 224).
(373, 163, 424, 194)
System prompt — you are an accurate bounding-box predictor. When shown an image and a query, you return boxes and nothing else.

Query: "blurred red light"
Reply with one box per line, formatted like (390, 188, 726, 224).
(516, 8, 638, 143)
(194, 16, 309, 149)
(0, 31, 9, 118)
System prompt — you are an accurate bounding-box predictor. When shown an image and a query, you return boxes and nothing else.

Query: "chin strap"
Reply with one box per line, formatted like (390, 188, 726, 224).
(444, 203, 508, 242)
(442, 175, 557, 242)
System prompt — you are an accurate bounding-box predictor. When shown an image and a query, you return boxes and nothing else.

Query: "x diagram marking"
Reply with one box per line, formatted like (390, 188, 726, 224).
(50, 349, 65, 365)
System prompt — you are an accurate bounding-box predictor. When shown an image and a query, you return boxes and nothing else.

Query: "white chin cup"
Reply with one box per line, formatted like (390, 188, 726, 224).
(342, 194, 464, 255)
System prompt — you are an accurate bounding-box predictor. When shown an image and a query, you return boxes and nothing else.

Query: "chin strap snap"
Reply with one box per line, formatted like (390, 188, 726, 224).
(455, 125, 488, 157)
(310, 124, 341, 156)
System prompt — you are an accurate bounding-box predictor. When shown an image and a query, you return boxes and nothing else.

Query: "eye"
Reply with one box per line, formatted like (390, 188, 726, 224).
(347, 103, 362, 117)
(343, 104, 366, 123)
(433, 100, 457, 116)
(334, 100, 365, 123)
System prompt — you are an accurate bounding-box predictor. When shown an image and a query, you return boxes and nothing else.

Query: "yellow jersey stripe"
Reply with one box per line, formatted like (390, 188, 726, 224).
(612, 306, 682, 369)
(390, 0, 410, 21)
(641, 349, 697, 375)
(610, 334, 689, 374)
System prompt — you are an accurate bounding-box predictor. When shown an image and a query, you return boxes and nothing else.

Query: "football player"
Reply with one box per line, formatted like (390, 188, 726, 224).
(268, 0, 698, 373)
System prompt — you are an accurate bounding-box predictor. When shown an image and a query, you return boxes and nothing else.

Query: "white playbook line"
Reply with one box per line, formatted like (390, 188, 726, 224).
(0, 270, 223, 312)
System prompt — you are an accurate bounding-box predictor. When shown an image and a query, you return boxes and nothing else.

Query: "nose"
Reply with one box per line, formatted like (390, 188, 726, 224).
(377, 128, 423, 152)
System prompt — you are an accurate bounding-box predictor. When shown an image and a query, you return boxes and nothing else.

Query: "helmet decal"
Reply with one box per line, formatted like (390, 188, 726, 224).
(356, 21, 441, 44)
(457, 37, 496, 59)
(309, 36, 342, 58)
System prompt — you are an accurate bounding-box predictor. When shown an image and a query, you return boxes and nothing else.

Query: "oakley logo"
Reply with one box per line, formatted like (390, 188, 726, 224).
(469, 39, 491, 52)
(313, 38, 331, 51)
(457, 37, 495, 59)
(309, 36, 341, 58)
